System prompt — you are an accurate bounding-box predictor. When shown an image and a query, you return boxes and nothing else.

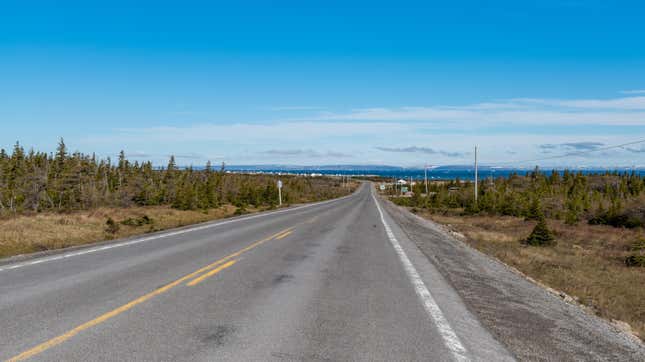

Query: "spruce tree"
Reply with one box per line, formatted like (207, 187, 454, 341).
(526, 197, 542, 220)
(524, 214, 556, 246)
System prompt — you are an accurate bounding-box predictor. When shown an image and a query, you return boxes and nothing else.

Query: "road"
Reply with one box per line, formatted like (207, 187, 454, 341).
(0, 183, 642, 361)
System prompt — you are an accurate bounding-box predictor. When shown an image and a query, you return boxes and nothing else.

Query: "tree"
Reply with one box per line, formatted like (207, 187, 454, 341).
(525, 197, 543, 221)
(523, 215, 556, 246)
(55, 138, 67, 171)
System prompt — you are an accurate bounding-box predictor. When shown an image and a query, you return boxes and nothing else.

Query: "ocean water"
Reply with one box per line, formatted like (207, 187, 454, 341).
(223, 167, 645, 181)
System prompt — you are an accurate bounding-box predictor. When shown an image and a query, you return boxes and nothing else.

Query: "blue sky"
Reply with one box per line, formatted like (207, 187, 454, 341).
(2, 1, 645, 167)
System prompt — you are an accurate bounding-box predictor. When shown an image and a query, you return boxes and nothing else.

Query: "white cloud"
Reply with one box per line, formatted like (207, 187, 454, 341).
(538, 142, 605, 152)
(309, 96, 645, 125)
(172, 153, 206, 160)
(512, 96, 645, 110)
(375, 146, 466, 157)
(262, 149, 351, 158)
(77, 94, 645, 166)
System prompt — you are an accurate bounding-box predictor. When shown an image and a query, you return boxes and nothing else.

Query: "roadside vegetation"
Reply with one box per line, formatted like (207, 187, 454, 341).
(390, 168, 645, 230)
(385, 169, 645, 340)
(0, 140, 356, 258)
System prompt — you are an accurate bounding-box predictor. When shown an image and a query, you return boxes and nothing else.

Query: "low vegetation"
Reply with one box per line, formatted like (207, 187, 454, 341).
(424, 213, 645, 341)
(390, 168, 645, 230)
(0, 140, 356, 258)
(0, 205, 241, 258)
(385, 170, 645, 340)
(523, 214, 556, 246)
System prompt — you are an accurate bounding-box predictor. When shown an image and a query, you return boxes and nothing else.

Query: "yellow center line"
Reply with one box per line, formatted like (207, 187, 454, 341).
(275, 230, 293, 240)
(186, 260, 237, 286)
(6, 226, 295, 362)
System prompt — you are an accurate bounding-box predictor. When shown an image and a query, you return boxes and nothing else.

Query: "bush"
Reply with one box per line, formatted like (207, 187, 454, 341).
(391, 197, 412, 207)
(121, 215, 153, 227)
(589, 212, 643, 229)
(625, 239, 645, 267)
(233, 206, 248, 216)
(105, 217, 120, 235)
(523, 216, 556, 246)
(625, 255, 645, 267)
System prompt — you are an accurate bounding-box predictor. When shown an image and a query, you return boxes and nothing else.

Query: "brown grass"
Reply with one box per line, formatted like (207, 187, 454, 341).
(423, 211, 645, 341)
(0, 182, 360, 260)
(0, 204, 258, 259)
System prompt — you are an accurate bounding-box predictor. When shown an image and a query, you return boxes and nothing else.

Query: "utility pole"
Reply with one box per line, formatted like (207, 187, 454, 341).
(424, 164, 429, 195)
(277, 179, 283, 206)
(474, 145, 478, 204)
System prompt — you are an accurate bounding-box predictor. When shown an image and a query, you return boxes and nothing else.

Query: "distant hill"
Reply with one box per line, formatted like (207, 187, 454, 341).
(225, 164, 406, 172)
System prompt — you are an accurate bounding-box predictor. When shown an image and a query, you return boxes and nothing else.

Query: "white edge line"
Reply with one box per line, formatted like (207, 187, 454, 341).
(371, 188, 470, 362)
(0, 192, 356, 273)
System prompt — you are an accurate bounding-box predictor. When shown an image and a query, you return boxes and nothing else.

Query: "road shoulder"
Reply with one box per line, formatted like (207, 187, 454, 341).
(379, 195, 645, 361)
(373, 189, 515, 361)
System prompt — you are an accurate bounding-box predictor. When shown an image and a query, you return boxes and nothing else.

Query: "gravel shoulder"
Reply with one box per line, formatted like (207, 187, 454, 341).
(382, 197, 645, 361)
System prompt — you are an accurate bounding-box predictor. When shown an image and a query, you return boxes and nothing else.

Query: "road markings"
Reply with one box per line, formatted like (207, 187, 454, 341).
(187, 260, 237, 286)
(275, 230, 293, 240)
(371, 190, 469, 362)
(0, 191, 355, 273)
(6, 227, 295, 362)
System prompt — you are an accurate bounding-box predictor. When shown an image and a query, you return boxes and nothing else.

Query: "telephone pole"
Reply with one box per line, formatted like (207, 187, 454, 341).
(424, 164, 429, 195)
(474, 145, 478, 204)
(277, 179, 283, 206)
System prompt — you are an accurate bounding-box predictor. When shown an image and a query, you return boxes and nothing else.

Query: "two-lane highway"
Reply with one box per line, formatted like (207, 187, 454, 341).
(0, 183, 513, 361)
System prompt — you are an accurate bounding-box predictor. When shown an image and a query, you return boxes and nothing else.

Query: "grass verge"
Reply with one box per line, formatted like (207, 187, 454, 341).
(416, 210, 644, 341)
(0, 204, 263, 259)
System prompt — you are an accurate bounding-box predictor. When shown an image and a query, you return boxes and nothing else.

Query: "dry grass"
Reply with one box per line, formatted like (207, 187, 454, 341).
(0, 182, 360, 259)
(0, 204, 257, 259)
(424, 211, 645, 341)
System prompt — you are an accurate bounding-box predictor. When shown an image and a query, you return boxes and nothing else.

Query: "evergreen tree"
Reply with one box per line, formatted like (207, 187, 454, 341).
(525, 197, 543, 220)
(523, 215, 556, 246)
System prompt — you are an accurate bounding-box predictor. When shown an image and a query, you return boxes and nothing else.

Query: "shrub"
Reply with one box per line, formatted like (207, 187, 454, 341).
(392, 197, 411, 207)
(625, 239, 645, 267)
(105, 217, 120, 235)
(233, 206, 248, 216)
(523, 216, 556, 246)
(120, 215, 153, 227)
(589, 212, 643, 229)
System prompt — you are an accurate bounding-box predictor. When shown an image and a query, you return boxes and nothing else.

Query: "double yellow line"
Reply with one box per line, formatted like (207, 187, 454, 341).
(7, 226, 295, 362)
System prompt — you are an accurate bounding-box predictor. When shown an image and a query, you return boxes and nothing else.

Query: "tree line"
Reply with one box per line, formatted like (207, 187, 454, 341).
(390, 168, 645, 228)
(0, 140, 350, 215)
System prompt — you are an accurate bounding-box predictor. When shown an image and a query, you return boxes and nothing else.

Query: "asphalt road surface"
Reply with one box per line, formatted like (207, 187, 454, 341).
(1, 183, 643, 361)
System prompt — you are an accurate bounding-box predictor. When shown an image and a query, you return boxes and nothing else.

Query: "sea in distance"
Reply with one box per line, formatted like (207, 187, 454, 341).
(220, 165, 645, 181)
